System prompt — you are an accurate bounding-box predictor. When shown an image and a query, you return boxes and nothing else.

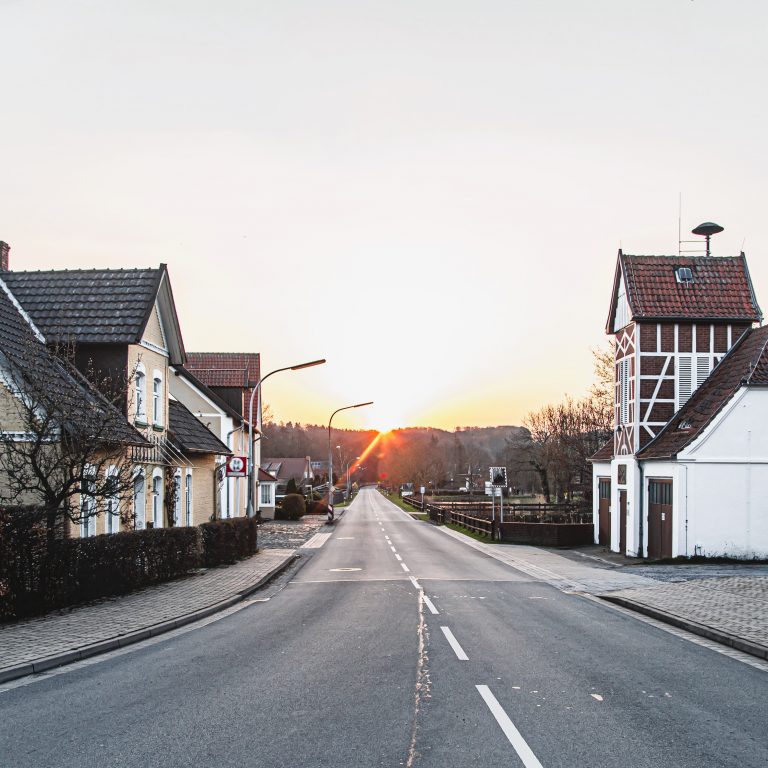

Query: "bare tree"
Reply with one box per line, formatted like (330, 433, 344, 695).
(0, 336, 145, 541)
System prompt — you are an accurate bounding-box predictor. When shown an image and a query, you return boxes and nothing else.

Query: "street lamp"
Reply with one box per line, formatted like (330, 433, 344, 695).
(328, 402, 373, 506)
(246, 358, 326, 518)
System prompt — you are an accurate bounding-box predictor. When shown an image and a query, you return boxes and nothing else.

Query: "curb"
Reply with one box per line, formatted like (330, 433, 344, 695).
(0, 552, 297, 685)
(601, 595, 768, 661)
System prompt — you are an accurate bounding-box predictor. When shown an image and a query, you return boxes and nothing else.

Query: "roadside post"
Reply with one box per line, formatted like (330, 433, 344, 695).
(490, 467, 508, 540)
(420, 486, 425, 511)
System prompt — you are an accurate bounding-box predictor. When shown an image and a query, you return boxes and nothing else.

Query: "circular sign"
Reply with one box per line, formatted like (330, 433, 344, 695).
(229, 457, 244, 473)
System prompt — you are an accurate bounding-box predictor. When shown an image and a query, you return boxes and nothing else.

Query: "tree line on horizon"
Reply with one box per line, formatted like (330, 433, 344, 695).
(263, 346, 612, 503)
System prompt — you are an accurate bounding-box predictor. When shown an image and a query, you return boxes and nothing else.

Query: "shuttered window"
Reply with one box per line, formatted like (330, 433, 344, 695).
(677, 355, 713, 409)
(619, 358, 630, 425)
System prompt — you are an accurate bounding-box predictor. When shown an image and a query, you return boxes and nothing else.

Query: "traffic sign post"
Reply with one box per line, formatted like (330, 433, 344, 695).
(226, 456, 247, 478)
(490, 467, 507, 527)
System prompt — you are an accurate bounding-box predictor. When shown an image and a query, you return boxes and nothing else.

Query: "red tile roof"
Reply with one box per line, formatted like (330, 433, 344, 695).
(639, 325, 768, 459)
(608, 253, 761, 331)
(186, 352, 260, 388)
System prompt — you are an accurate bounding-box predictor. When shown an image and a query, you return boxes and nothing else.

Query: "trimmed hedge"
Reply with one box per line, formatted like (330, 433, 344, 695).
(0, 507, 201, 620)
(199, 517, 258, 567)
(0, 507, 258, 621)
(276, 493, 305, 520)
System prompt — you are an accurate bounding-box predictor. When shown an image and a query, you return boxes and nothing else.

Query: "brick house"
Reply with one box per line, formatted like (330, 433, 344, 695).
(591, 249, 768, 558)
(0, 243, 228, 533)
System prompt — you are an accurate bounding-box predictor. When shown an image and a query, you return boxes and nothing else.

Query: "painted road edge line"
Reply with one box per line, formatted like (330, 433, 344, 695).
(423, 595, 439, 615)
(476, 685, 544, 768)
(441, 626, 469, 660)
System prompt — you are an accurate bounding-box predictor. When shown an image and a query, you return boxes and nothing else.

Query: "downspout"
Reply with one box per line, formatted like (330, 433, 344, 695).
(637, 461, 644, 558)
(684, 463, 689, 558)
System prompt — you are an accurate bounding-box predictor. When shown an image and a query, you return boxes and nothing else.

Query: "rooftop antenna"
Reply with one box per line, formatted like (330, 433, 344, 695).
(691, 221, 724, 257)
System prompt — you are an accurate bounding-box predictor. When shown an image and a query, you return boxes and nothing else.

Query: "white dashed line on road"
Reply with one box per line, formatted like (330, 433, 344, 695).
(476, 685, 543, 768)
(409, 576, 421, 590)
(390, 546, 397, 552)
(423, 595, 439, 615)
(441, 626, 468, 660)
(400, 562, 411, 573)
(395, 554, 403, 561)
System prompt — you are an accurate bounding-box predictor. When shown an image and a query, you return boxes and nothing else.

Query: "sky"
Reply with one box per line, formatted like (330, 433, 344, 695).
(2, 1, 768, 432)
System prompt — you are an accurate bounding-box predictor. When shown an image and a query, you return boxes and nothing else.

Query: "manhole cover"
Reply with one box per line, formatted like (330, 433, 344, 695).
(330, 567, 362, 572)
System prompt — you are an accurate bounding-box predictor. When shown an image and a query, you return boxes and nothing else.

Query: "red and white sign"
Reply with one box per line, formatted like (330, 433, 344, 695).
(226, 456, 247, 477)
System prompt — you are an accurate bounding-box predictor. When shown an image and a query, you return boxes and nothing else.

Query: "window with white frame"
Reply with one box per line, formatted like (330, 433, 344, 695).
(619, 358, 630, 425)
(152, 370, 163, 426)
(260, 483, 273, 506)
(185, 471, 193, 526)
(105, 468, 120, 534)
(152, 469, 163, 528)
(135, 364, 147, 423)
(173, 471, 181, 526)
(80, 467, 97, 538)
(677, 355, 713, 409)
(133, 470, 146, 529)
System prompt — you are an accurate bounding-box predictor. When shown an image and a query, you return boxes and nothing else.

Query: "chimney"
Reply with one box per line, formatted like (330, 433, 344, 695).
(0, 241, 8, 271)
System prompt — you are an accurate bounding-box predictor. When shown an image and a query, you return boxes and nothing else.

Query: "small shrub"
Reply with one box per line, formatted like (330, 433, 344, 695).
(199, 517, 258, 567)
(279, 493, 305, 521)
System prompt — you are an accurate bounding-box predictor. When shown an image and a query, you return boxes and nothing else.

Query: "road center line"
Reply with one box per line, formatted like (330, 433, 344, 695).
(409, 576, 421, 589)
(390, 545, 397, 552)
(422, 595, 439, 615)
(440, 626, 468, 660)
(400, 562, 411, 573)
(395, 554, 403, 561)
(476, 685, 543, 768)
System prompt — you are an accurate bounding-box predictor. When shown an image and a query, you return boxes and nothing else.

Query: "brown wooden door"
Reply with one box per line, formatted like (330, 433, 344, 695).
(598, 478, 611, 546)
(619, 490, 627, 554)
(648, 479, 673, 559)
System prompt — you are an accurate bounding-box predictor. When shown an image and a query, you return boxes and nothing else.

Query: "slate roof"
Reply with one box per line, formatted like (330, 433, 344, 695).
(186, 352, 260, 388)
(588, 438, 614, 462)
(3, 268, 163, 344)
(0, 280, 148, 446)
(262, 457, 312, 482)
(639, 325, 768, 459)
(167, 399, 232, 456)
(608, 253, 762, 331)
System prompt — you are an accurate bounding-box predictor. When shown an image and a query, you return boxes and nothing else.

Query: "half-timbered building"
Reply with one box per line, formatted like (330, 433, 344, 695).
(591, 249, 767, 558)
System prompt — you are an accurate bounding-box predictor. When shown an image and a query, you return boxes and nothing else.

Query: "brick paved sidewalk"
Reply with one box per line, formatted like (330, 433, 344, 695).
(603, 576, 768, 659)
(0, 548, 295, 683)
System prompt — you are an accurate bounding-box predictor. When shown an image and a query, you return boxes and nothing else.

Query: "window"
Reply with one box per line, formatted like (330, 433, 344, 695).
(260, 483, 273, 506)
(677, 355, 712, 409)
(185, 472, 193, 526)
(152, 470, 163, 528)
(105, 469, 119, 534)
(675, 266, 694, 284)
(80, 468, 96, 538)
(135, 365, 147, 423)
(598, 479, 611, 500)
(152, 371, 163, 426)
(133, 471, 146, 529)
(173, 471, 181, 526)
(619, 358, 630, 425)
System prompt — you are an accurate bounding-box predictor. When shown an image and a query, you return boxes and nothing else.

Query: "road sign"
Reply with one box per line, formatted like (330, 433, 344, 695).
(490, 467, 507, 488)
(226, 456, 247, 477)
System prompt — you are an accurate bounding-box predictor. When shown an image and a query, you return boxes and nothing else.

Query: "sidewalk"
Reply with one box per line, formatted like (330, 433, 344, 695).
(436, 526, 768, 661)
(0, 548, 295, 684)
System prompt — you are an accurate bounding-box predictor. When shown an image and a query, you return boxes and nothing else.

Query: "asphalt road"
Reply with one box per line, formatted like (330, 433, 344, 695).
(1, 488, 766, 767)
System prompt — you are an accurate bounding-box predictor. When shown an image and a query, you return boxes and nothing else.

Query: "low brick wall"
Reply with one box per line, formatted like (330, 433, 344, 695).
(498, 522, 593, 547)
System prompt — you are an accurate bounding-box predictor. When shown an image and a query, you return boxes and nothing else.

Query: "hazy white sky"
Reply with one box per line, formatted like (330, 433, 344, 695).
(2, 1, 768, 430)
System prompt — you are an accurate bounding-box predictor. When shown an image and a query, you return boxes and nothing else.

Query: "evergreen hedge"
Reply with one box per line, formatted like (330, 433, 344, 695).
(199, 516, 258, 567)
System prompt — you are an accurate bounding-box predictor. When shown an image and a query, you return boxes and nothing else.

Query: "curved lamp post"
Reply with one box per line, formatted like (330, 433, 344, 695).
(328, 402, 373, 505)
(246, 358, 326, 518)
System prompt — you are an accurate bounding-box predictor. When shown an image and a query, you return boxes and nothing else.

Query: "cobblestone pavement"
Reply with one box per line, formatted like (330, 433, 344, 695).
(0, 548, 294, 679)
(605, 576, 768, 650)
(622, 563, 768, 582)
(257, 515, 327, 549)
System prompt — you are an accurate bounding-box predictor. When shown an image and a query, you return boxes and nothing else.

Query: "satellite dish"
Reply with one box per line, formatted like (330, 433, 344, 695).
(691, 221, 724, 256)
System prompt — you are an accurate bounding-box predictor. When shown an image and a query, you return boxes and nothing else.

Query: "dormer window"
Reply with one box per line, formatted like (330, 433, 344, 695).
(675, 266, 694, 284)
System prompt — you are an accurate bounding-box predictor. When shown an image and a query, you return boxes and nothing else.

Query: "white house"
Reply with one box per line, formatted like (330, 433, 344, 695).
(591, 248, 768, 559)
